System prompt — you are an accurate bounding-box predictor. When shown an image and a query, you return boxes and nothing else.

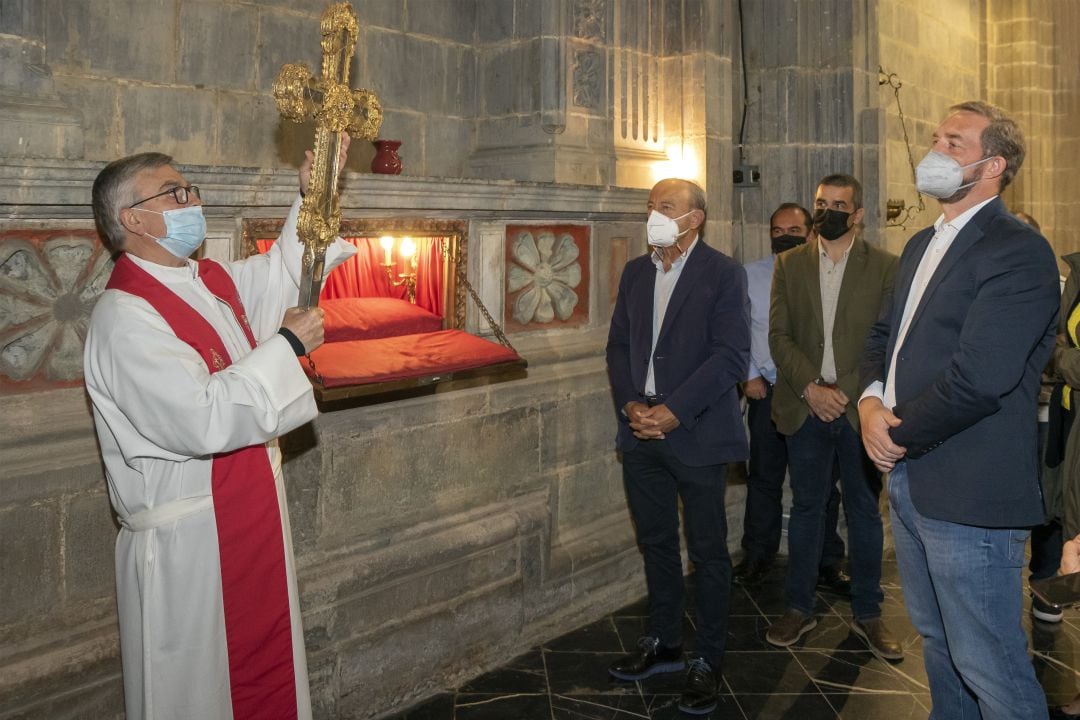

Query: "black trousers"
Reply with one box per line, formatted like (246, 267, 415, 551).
(622, 439, 730, 667)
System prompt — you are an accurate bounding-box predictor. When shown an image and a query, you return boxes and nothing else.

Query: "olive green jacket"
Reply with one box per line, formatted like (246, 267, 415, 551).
(768, 236, 898, 437)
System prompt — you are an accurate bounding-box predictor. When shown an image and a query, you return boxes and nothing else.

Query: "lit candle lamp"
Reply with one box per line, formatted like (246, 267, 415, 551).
(379, 235, 394, 265)
(400, 237, 416, 263)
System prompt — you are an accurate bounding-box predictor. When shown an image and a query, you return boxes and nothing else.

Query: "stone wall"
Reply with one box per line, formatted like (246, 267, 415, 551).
(877, 0, 1080, 261)
(2, 0, 482, 176)
(986, 0, 1080, 262)
(731, 0, 884, 264)
(877, 0, 982, 254)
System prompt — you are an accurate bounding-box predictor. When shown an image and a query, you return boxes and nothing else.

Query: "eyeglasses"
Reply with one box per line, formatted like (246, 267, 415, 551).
(129, 185, 201, 208)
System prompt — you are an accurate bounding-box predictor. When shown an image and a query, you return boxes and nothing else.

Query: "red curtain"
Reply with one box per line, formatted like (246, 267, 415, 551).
(257, 237, 444, 317)
(414, 239, 445, 318)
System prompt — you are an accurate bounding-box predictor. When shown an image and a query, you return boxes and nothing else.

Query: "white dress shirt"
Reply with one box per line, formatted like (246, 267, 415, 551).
(645, 235, 699, 395)
(863, 196, 996, 408)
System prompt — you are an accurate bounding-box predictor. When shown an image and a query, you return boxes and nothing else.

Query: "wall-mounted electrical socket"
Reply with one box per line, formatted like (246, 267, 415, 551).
(733, 164, 760, 187)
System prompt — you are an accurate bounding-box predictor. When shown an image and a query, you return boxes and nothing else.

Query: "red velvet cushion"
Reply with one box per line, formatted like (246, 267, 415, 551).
(304, 330, 522, 387)
(321, 297, 443, 342)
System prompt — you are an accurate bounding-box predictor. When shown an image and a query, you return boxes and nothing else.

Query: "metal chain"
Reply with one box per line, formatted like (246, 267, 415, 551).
(879, 65, 926, 229)
(456, 262, 516, 352)
(305, 352, 324, 387)
(441, 239, 517, 353)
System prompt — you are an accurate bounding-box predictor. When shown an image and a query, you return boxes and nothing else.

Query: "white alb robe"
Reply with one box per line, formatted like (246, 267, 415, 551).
(83, 197, 354, 720)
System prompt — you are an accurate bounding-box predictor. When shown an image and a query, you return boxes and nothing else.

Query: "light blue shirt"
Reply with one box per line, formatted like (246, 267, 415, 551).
(744, 254, 777, 384)
(645, 236, 699, 395)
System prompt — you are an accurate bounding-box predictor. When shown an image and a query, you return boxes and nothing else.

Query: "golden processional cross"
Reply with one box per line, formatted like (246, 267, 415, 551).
(273, 2, 382, 308)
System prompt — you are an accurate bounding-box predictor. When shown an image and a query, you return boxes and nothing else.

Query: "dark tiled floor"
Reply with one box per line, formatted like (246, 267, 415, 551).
(387, 552, 1080, 719)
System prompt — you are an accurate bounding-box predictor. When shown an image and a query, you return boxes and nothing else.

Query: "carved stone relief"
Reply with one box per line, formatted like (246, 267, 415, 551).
(573, 50, 602, 109)
(573, 0, 606, 40)
(505, 225, 590, 332)
(0, 230, 110, 392)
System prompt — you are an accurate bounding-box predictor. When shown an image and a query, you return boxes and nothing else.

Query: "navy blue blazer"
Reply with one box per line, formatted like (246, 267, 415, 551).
(606, 241, 751, 467)
(860, 197, 1059, 527)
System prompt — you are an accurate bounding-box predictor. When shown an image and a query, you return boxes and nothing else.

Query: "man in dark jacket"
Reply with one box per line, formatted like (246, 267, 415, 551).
(606, 178, 750, 716)
(859, 101, 1060, 719)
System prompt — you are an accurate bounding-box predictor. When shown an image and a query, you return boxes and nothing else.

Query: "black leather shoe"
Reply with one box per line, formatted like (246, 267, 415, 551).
(817, 565, 852, 596)
(608, 635, 684, 681)
(678, 656, 719, 715)
(1032, 593, 1064, 623)
(733, 555, 773, 585)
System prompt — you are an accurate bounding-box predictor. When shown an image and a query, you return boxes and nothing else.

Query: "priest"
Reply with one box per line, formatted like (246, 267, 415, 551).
(83, 138, 355, 720)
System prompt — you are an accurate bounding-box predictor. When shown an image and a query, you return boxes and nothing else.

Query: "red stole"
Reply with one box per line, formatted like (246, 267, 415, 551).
(107, 254, 298, 720)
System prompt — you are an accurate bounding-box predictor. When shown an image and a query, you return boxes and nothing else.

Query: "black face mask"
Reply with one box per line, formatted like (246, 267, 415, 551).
(771, 234, 806, 254)
(813, 208, 852, 241)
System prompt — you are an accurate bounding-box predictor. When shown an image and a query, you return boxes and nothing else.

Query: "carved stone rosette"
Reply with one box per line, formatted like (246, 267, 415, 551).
(0, 231, 111, 392)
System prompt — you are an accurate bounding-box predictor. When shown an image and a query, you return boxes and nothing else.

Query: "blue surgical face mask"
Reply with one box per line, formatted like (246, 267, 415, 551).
(135, 205, 207, 258)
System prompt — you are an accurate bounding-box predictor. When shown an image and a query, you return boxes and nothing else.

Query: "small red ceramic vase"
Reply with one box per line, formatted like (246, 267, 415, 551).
(371, 139, 402, 174)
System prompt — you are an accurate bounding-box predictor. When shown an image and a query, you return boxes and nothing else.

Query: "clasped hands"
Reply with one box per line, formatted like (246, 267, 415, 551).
(624, 401, 680, 440)
(803, 380, 848, 423)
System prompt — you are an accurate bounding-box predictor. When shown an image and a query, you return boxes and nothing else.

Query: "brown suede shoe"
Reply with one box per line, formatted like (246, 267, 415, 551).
(766, 609, 817, 647)
(852, 617, 903, 662)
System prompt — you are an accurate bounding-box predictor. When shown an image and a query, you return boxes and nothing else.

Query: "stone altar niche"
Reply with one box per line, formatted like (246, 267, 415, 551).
(240, 216, 530, 404)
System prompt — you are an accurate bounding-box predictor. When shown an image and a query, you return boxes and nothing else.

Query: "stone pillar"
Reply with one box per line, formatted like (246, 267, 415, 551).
(0, 0, 83, 159)
(732, 0, 882, 262)
(470, 0, 614, 185)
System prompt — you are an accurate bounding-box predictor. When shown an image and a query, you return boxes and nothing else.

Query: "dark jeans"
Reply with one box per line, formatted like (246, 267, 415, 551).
(622, 439, 731, 667)
(784, 415, 884, 619)
(1030, 418, 1063, 581)
(742, 384, 844, 568)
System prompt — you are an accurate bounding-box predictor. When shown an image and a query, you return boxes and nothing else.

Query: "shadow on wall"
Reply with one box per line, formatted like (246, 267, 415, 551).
(273, 118, 375, 176)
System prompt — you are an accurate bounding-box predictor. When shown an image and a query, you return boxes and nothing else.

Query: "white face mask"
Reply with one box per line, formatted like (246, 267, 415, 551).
(646, 209, 693, 247)
(915, 150, 994, 199)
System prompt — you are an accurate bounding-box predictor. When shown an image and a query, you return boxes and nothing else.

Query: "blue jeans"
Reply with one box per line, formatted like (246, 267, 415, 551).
(742, 384, 845, 567)
(889, 463, 1048, 720)
(622, 440, 730, 667)
(784, 415, 884, 619)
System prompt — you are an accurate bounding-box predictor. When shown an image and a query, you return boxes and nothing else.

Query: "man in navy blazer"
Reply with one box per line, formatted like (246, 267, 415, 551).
(859, 101, 1060, 719)
(606, 178, 750, 716)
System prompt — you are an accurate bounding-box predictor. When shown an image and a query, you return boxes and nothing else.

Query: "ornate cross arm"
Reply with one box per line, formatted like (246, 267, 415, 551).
(273, 2, 382, 308)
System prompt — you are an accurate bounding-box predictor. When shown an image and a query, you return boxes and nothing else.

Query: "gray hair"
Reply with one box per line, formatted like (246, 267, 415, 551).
(92, 152, 173, 252)
(686, 181, 707, 214)
(657, 177, 707, 214)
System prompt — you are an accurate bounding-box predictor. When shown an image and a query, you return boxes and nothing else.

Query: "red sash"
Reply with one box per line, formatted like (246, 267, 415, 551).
(107, 254, 298, 720)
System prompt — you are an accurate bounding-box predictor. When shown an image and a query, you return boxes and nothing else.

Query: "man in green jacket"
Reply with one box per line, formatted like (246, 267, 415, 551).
(765, 174, 902, 661)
